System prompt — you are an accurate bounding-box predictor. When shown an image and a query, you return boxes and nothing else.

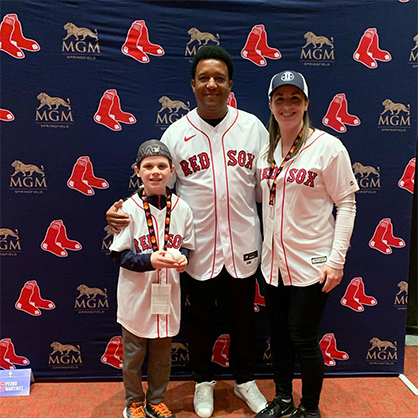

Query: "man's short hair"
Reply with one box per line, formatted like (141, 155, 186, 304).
(191, 46, 234, 80)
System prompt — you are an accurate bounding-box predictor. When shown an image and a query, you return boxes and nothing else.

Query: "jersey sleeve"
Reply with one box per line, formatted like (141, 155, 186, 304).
(109, 206, 134, 252)
(322, 144, 359, 204)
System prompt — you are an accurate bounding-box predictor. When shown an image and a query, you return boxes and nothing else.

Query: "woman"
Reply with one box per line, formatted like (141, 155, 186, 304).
(256, 71, 359, 418)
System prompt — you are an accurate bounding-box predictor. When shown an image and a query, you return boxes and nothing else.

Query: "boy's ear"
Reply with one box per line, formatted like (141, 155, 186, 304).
(170, 164, 175, 175)
(134, 165, 141, 178)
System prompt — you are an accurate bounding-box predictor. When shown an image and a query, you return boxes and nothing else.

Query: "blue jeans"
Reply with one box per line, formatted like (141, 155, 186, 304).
(261, 276, 328, 411)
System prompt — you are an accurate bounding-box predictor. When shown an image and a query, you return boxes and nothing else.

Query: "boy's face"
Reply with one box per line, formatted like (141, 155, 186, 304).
(135, 155, 174, 196)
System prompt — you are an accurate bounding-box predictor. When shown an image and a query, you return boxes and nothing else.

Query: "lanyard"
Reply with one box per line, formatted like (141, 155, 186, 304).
(141, 187, 172, 251)
(268, 129, 303, 206)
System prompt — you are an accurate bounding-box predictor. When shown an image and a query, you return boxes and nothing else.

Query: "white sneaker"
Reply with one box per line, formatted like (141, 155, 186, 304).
(234, 380, 267, 413)
(194, 380, 216, 418)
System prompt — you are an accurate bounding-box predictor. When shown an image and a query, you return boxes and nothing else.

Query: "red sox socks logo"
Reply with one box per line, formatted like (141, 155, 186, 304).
(227, 92, 237, 109)
(101, 336, 123, 369)
(0, 338, 30, 370)
(319, 333, 349, 366)
(241, 24, 281, 67)
(67, 156, 109, 195)
(398, 158, 415, 194)
(0, 13, 40, 59)
(121, 20, 165, 63)
(369, 218, 405, 255)
(254, 280, 265, 312)
(94, 89, 137, 131)
(340, 277, 377, 312)
(211, 334, 230, 367)
(353, 28, 391, 69)
(15, 280, 55, 316)
(41, 219, 82, 257)
(0, 108, 15, 121)
(322, 93, 360, 133)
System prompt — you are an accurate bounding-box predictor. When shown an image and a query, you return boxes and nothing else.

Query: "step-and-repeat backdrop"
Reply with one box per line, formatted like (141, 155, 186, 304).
(1, 0, 417, 380)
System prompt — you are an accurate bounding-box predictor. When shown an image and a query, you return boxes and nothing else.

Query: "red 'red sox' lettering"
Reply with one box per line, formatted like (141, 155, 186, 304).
(227, 150, 255, 169)
(180, 152, 210, 176)
(287, 168, 318, 187)
(135, 234, 183, 252)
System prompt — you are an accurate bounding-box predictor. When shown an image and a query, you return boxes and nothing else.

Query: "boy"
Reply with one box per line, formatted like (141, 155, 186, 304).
(110, 139, 195, 418)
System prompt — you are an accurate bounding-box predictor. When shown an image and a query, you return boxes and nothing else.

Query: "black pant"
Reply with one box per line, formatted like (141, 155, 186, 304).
(186, 267, 256, 384)
(262, 277, 328, 412)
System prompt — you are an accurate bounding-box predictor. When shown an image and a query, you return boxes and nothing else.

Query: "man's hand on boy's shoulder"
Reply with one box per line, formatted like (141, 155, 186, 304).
(106, 199, 130, 232)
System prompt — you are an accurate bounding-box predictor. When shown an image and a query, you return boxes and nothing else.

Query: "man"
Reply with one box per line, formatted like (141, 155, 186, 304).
(107, 46, 268, 418)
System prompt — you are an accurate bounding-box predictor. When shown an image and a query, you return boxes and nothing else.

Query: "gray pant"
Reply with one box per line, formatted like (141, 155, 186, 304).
(122, 326, 172, 407)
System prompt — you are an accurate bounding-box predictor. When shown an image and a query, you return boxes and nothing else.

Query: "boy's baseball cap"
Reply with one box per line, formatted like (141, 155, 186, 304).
(268, 70, 309, 99)
(136, 140, 173, 166)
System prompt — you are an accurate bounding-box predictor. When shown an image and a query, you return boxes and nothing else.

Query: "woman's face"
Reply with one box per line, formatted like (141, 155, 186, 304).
(269, 85, 308, 131)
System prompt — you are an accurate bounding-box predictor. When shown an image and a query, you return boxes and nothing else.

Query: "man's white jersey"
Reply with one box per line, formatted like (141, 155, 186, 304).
(109, 192, 195, 339)
(258, 129, 359, 287)
(161, 106, 268, 281)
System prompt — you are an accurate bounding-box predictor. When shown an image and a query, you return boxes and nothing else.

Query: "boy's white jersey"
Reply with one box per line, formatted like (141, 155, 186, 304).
(257, 129, 359, 287)
(161, 106, 268, 281)
(109, 192, 195, 339)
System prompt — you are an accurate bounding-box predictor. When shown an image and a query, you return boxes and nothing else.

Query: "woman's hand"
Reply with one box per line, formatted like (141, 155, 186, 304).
(319, 265, 343, 293)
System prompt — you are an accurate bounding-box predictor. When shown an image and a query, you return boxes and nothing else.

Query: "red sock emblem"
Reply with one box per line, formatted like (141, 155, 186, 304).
(227, 92, 237, 109)
(334, 94, 360, 126)
(15, 281, 42, 316)
(0, 108, 15, 121)
(136, 20, 164, 56)
(340, 279, 364, 312)
(0, 15, 24, 58)
(211, 334, 230, 367)
(254, 280, 265, 312)
(78, 156, 109, 189)
(0, 338, 30, 367)
(254, 24, 281, 59)
(319, 335, 336, 366)
(7, 14, 40, 51)
(94, 91, 122, 131)
(241, 27, 267, 67)
(26, 280, 56, 309)
(369, 218, 404, 254)
(320, 333, 349, 364)
(101, 336, 123, 369)
(322, 95, 346, 133)
(0, 340, 16, 369)
(106, 89, 136, 124)
(398, 158, 415, 194)
(367, 28, 391, 62)
(67, 158, 95, 195)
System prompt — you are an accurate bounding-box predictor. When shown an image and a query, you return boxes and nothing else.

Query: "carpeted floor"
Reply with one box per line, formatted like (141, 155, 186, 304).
(1, 344, 417, 418)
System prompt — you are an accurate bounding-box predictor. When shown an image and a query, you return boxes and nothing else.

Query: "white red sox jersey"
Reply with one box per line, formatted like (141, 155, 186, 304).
(109, 192, 195, 339)
(161, 106, 268, 281)
(258, 129, 359, 287)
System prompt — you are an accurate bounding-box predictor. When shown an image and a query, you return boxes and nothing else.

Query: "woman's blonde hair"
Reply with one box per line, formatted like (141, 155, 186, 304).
(266, 110, 313, 164)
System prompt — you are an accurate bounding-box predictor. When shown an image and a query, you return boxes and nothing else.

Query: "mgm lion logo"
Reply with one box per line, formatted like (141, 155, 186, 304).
(187, 28, 220, 45)
(302, 31, 334, 49)
(412, 34, 418, 51)
(37, 92, 71, 111)
(103, 224, 115, 239)
(381, 99, 410, 116)
(158, 96, 190, 113)
(0, 228, 19, 240)
(352, 162, 380, 178)
(368, 337, 397, 352)
(11, 160, 45, 177)
(76, 284, 108, 299)
(50, 341, 81, 355)
(396, 281, 408, 295)
(63, 22, 98, 41)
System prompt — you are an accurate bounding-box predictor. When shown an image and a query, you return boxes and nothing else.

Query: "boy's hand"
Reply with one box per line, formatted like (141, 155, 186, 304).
(106, 200, 129, 232)
(151, 251, 178, 270)
(174, 255, 188, 273)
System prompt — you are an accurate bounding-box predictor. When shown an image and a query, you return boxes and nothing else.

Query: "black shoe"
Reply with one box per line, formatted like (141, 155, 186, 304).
(291, 405, 322, 418)
(255, 396, 296, 417)
(145, 402, 176, 418)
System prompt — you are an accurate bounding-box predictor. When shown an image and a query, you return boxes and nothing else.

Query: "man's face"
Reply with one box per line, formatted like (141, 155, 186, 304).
(191, 59, 233, 119)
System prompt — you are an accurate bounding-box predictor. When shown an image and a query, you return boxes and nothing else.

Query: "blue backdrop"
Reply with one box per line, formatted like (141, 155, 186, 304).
(1, 0, 417, 380)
